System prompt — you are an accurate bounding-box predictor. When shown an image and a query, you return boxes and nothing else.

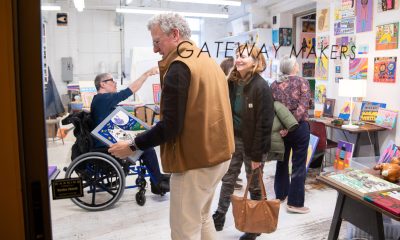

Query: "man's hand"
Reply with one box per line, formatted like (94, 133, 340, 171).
(251, 161, 262, 170)
(279, 129, 289, 137)
(108, 141, 134, 159)
(146, 66, 159, 77)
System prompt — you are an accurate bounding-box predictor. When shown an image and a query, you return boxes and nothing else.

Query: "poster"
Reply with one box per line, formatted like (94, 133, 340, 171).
(335, 0, 355, 20)
(279, 28, 292, 46)
(334, 59, 343, 83)
(349, 58, 368, 79)
(373, 57, 397, 83)
(272, 29, 279, 45)
(336, 36, 356, 58)
(356, 0, 373, 33)
(316, 35, 330, 50)
(375, 23, 399, 51)
(302, 21, 316, 32)
(302, 62, 315, 77)
(317, 8, 330, 32)
(377, 0, 399, 12)
(357, 44, 369, 54)
(315, 83, 327, 104)
(300, 32, 315, 53)
(315, 56, 329, 80)
(334, 18, 355, 35)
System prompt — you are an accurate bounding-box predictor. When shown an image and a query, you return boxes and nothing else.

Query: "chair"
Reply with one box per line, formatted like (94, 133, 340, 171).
(46, 117, 64, 145)
(308, 121, 338, 172)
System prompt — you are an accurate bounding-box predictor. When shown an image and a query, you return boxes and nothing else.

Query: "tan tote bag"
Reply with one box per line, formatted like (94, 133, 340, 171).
(231, 168, 280, 233)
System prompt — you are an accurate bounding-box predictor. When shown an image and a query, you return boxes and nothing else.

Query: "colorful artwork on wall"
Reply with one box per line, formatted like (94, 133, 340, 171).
(335, 0, 356, 20)
(315, 83, 327, 104)
(377, 0, 399, 12)
(334, 60, 344, 83)
(373, 57, 397, 83)
(309, 79, 316, 110)
(336, 36, 356, 58)
(317, 8, 330, 32)
(375, 22, 399, 50)
(315, 57, 329, 80)
(272, 29, 279, 45)
(356, 0, 373, 33)
(316, 35, 330, 50)
(302, 62, 315, 77)
(300, 32, 316, 53)
(279, 28, 292, 46)
(349, 58, 368, 79)
(302, 21, 316, 32)
(334, 18, 355, 35)
(357, 44, 369, 54)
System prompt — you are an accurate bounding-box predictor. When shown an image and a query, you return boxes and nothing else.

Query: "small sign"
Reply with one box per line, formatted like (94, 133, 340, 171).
(51, 178, 83, 200)
(57, 13, 68, 26)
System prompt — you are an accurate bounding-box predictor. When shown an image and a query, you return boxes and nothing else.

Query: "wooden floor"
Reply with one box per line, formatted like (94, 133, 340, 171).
(47, 139, 349, 240)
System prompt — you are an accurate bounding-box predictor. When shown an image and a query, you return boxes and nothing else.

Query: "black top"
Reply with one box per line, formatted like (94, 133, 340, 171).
(135, 61, 191, 150)
(90, 88, 133, 147)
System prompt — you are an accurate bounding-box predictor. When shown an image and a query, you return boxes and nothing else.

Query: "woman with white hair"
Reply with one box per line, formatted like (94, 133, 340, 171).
(270, 55, 311, 214)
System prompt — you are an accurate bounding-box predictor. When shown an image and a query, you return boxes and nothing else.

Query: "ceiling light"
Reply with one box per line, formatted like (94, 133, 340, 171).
(73, 0, 85, 12)
(116, 8, 229, 18)
(166, 0, 241, 6)
(41, 5, 61, 11)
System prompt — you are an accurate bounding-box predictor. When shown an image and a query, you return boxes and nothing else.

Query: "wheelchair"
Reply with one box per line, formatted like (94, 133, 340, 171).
(62, 111, 162, 211)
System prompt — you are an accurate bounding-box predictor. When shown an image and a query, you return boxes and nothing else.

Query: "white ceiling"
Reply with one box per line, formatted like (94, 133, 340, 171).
(44, 0, 316, 20)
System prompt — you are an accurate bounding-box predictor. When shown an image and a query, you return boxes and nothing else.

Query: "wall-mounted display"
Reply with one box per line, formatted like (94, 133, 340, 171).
(334, 18, 355, 35)
(373, 57, 397, 83)
(334, 0, 355, 21)
(316, 35, 330, 50)
(302, 62, 315, 77)
(375, 22, 399, 50)
(315, 83, 327, 104)
(279, 28, 292, 46)
(315, 57, 329, 80)
(377, 0, 399, 12)
(349, 58, 368, 79)
(356, 0, 373, 33)
(317, 8, 330, 32)
(302, 21, 316, 32)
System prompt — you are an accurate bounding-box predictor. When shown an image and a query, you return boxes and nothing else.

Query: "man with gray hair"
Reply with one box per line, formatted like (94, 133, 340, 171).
(109, 13, 234, 239)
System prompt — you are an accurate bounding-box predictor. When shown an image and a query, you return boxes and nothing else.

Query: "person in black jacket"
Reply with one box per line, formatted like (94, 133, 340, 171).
(213, 44, 274, 240)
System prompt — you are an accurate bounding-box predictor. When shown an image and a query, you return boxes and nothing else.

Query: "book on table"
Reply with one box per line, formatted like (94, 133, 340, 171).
(359, 101, 387, 122)
(322, 169, 400, 198)
(338, 101, 355, 120)
(91, 106, 151, 162)
(374, 108, 398, 130)
(364, 191, 400, 216)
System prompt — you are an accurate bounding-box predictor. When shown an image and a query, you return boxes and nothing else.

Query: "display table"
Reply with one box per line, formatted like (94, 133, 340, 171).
(317, 156, 400, 240)
(309, 118, 387, 157)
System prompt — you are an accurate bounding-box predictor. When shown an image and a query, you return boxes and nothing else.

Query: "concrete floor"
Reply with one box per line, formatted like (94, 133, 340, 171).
(47, 137, 350, 240)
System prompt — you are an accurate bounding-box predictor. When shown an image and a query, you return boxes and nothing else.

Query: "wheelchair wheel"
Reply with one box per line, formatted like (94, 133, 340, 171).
(65, 152, 126, 211)
(135, 189, 146, 206)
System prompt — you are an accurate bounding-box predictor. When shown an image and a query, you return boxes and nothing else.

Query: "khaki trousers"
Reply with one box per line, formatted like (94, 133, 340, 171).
(170, 160, 230, 240)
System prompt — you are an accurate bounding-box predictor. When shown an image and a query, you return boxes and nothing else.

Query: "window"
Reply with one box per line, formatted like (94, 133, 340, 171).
(185, 17, 202, 46)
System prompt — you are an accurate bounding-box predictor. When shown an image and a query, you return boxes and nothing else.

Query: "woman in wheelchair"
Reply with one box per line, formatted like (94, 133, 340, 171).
(89, 70, 170, 196)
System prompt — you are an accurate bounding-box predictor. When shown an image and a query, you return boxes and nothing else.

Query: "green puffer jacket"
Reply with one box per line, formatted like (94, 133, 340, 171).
(266, 101, 299, 161)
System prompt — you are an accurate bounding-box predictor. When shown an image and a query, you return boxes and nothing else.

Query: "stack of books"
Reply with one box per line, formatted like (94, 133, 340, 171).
(364, 191, 400, 216)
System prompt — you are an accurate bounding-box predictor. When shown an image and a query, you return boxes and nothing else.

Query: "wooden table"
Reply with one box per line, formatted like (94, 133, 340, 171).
(311, 118, 387, 157)
(317, 157, 400, 240)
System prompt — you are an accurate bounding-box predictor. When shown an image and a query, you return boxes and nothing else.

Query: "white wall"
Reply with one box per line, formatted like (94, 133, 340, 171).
(44, 6, 122, 95)
(316, 0, 400, 152)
